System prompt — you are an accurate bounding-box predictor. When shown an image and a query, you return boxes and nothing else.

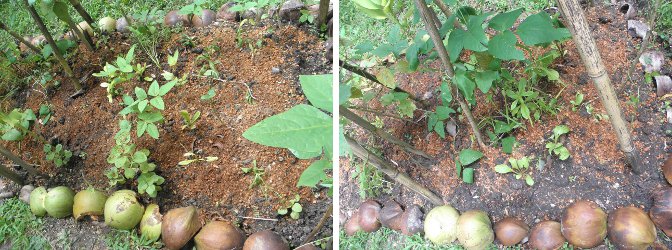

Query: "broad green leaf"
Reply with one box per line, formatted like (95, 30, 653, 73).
(148, 81, 160, 96)
(201, 88, 216, 100)
(459, 149, 483, 166)
(495, 164, 513, 173)
(447, 30, 465, 62)
(299, 74, 333, 113)
(150, 97, 164, 110)
(125, 45, 136, 62)
(440, 81, 452, 104)
(147, 123, 159, 139)
(517, 12, 572, 45)
(376, 68, 396, 89)
(406, 44, 420, 71)
(553, 125, 570, 137)
(168, 50, 178, 67)
(135, 87, 147, 100)
(462, 167, 474, 184)
(434, 121, 445, 138)
(243, 104, 331, 153)
(297, 159, 330, 188)
(339, 84, 351, 105)
(488, 30, 525, 61)
(138, 100, 149, 112)
(474, 70, 499, 93)
(133, 151, 147, 163)
(289, 148, 322, 159)
(2, 129, 23, 141)
(525, 175, 534, 186)
(159, 80, 176, 96)
(138, 112, 163, 123)
(339, 125, 349, 156)
(488, 8, 523, 31)
(557, 147, 570, 160)
(397, 99, 416, 118)
(454, 71, 476, 104)
(292, 203, 303, 212)
(501, 136, 515, 154)
(137, 121, 147, 137)
(435, 106, 454, 120)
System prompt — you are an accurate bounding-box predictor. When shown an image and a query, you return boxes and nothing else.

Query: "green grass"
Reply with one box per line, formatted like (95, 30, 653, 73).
(0, 198, 50, 250)
(340, 228, 466, 250)
(105, 229, 163, 250)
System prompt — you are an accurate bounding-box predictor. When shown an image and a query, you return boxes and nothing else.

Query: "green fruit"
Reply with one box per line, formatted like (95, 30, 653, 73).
(73, 188, 107, 221)
(456, 210, 494, 250)
(104, 190, 144, 230)
(98, 17, 116, 33)
(29, 186, 48, 217)
(140, 204, 162, 242)
(424, 205, 460, 245)
(44, 186, 75, 218)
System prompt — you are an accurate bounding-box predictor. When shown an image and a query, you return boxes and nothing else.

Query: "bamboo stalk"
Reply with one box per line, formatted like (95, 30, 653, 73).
(413, 0, 487, 149)
(0, 164, 23, 185)
(557, 0, 642, 174)
(315, 0, 330, 29)
(23, 0, 82, 91)
(341, 106, 433, 159)
(346, 135, 443, 205)
(339, 60, 427, 106)
(0, 145, 39, 176)
(67, 0, 94, 25)
(54, 2, 94, 52)
(0, 22, 41, 54)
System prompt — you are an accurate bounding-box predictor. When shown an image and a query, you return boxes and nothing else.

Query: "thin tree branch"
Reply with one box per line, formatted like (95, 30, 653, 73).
(0, 22, 41, 54)
(302, 204, 332, 244)
(0, 164, 23, 185)
(67, 0, 94, 25)
(0, 145, 39, 177)
(315, 0, 330, 29)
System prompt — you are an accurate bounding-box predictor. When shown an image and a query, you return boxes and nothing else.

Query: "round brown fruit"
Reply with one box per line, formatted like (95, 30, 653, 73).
(560, 200, 607, 248)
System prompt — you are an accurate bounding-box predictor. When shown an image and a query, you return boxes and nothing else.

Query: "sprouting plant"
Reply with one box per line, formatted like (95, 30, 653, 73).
(167, 50, 179, 69)
(495, 156, 534, 186)
(236, 19, 263, 56)
(455, 149, 483, 184)
(545, 125, 570, 160)
(179, 34, 197, 48)
(277, 194, 302, 220)
(119, 80, 176, 139)
(427, 82, 454, 138)
(38, 104, 51, 125)
(299, 9, 314, 24)
(178, 152, 218, 166)
(128, 8, 168, 69)
(353, 162, 390, 199)
(43, 143, 72, 168)
(505, 78, 558, 124)
(627, 92, 641, 108)
(201, 88, 216, 100)
(178, 0, 206, 21)
(105, 120, 164, 198)
(241, 160, 265, 189)
(570, 92, 584, 111)
(93, 45, 147, 103)
(0, 108, 36, 141)
(585, 103, 609, 121)
(179, 110, 201, 130)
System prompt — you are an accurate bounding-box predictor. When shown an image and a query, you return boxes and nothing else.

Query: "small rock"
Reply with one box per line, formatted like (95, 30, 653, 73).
(271, 67, 281, 74)
(19, 185, 34, 203)
(628, 20, 650, 39)
(59, 117, 65, 124)
(578, 72, 590, 85)
(191, 47, 204, 54)
(511, 180, 523, 190)
(639, 51, 664, 73)
(597, 17, 611, 24)
(279, 0, 305, 22)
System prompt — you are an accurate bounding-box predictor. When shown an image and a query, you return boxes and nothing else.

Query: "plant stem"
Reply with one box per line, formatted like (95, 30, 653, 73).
(339, 60, 427, 107)
(67, 0, 94, 25)
(0, 22, 41, 54)
(348, 106, 417, 123)
(23, 0, 82, 91)
(346, 135, 443, 205)
(302, 204, 332, 244)
(341, 106, 433, 160)
(413, 0, 487, 150)
(557, 0, 642, 174)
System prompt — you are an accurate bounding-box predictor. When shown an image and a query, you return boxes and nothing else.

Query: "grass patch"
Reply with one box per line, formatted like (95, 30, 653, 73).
(340, 227, 465, 250)
(0, 198, 50, 250)
(105, 228, 163, 250)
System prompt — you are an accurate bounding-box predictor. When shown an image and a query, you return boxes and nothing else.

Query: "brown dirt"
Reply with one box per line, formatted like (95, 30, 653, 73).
(4, 20, 331, 247)
(341, 2, 672, 247)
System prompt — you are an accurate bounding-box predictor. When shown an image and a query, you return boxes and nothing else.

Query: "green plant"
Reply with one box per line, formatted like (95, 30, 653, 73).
(105, 120, 164, 198)
(37, 104, 51, 125)
(277, 194, 302, 220)
(229, 0, 280, 20)
(570, 92, 584, 111)
(235, 19, 263, 56)
(93, 45, 147, 103)
(178, 152, 217, 166)
(495, 156, 534, 186)
(352, 162, 390, 199)
(0, 108, 35, 141)
(120, 80, 175, 139)
(0, 198, 50, 250)
(545, 125, 570, 160)
(200, 87, 216, 100)
(299, 9, 314, 23)
(167, 50, 178, 69)
(106, 228, 162, 250)
(504, 78, 559, 124)
(178, 0, 206, 20)
(179, 110, 201, 130)
(43, 143, 72, 167)
(455, 149, 483, 184)
(179, 34, 196, 48)
(241, 160, 265, 189)
(627, 92, 641, 108)
(585, 103, 609, 121)
(128, 8, 169, 69)
(427, 82, 455, 138)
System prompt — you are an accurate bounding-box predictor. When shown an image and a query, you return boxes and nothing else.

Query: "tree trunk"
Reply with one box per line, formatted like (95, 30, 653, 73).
(67, 0, 94, 25)
(557, 0, 642, 174)
(0, 22, 41, 54)
(315, 0, 330, 29)
(24, 0, 82, 91)
(346, 135, 443, 205)
(413, 0, 487, 149)
(341, 106, 433, 159)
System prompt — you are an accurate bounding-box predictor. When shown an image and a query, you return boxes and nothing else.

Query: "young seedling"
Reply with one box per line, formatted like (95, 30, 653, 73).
(277, 194, 302, 220)
(179, 110, 201, 130)
(43, 143, 72, 168)
(38, 104, 51, 125)
(299, 9, 314, 24)
(241, 160, 265, 189)
(93, 45, 147, 103)
(495, 156, 534, 186)
(570, 92, 584, 111)
(178, 0, 206, 22)
(167, 50, 179, 69)
(200, 87, 216, 100)
(137, 172, 164, 198)
(178, 152, 217, 166)
(545, 125, 570, 160)
(455, 149, 483, 184)
(119, 80, 176, 139)
(179, 34, 196, 48)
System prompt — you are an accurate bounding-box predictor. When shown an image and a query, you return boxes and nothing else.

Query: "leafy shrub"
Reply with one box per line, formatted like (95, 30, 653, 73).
(43, 143, 72, 168)
(495, 156, 534, 186)
(0, 108, 35, 141)
(93, 45, 147, 103)
(119, 80, 175, 139)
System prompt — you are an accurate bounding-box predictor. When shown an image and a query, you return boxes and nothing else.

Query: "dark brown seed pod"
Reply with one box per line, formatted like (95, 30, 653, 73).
(217, 2, 240, 21)
(161, 206, 202, 250)
(194, 221, 246, 250)
(358, 200, 381, 233)
(662, 155, 672, 185)
(399, 204, 424, 236)
(494, 217, 529, 246)
(561, 200, 607, 248)
(378, 200, 404, 231)
(345, 211, 362, 236)
(651, 188, 672, 237)
(529, 221, 565, 250)
(608, 206, 656, 250)
(192, 10, 216, 27)
(164, 10, 189, 27)
(242, 230, 289, 250)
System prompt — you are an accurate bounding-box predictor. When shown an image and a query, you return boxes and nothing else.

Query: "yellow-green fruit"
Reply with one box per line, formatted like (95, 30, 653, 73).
(424, 205, 460, 245)
(29, 186, 48, 217)
(44, 186, 75, 218)
(140, 204, 162, 242)
(98, 17, 116, 33)
(104, 190, 144, 230)
(73, 188, 107, 221)
(456, 210, 494, 250)
(77, 21, 94, 37)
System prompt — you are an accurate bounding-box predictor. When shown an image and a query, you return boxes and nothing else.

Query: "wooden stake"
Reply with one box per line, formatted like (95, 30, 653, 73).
(0, 21, 41, 54)
(315, 0, 330, 30)
(0, 145, 40, 176)
(339, 60, 427, 106)
(0, 164, 23, 185)
(346, 135, 443, 205)
(557, 0, 642, 173)
(413, 0, 487, 149)
(67, 0, 94, 25)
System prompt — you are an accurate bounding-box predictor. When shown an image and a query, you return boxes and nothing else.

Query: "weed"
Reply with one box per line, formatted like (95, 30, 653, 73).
(570, 92, 584, 111)
(167, 50, 179, 69)
(455, 149, 483, 184)
(340, 227, 464, 249)
(229, 0, 281, 20)
(105, 229, 162, 250)
(179, 34, 197, 48)
(277, 194, 303, 220)
(201, 87, 216, 100)
(352, 162, 390, 199)
(504, 78, 559, 124)
(0, 108, 36, 141)
(178, 152, 218, 166)
(44, 143, 73, 167)
(37, 104, 51, 125)
(242, 160, 265, 189)
(545, 125, 570, 160)
(120, 80, 175, 139)
(93, 45, 147, 103)
(179, 110, 201, 130)
(179, 0, 207, 21)
(299, 9, 314, 24)
(427, 82, 455, 138)
(128, 8, 170, 68)
(0, 198, 50, 250)
(495, 156, 535, 186)
(235, 19, 264, 56)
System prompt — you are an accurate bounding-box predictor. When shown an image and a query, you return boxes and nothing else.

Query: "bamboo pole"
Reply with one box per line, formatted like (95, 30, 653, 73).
(339, 60, 427, 106)
(315, 0, 330, 29)
(53, 1, 94, 51)
(0, 22, 41, 54)
(413, 0, 487, 149)
(67, 0, 94, 25)
(557, 0, 642, 174)
(23, 0, 82, 91)
(0, 145, 40, 176)
(341, 106, 433, 159)
(0, 164, 23, 185)
(346, 135, 443, 205)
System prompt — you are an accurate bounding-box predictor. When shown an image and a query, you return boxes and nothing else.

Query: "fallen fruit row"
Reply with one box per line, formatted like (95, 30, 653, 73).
(26, 186, 317, 250)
